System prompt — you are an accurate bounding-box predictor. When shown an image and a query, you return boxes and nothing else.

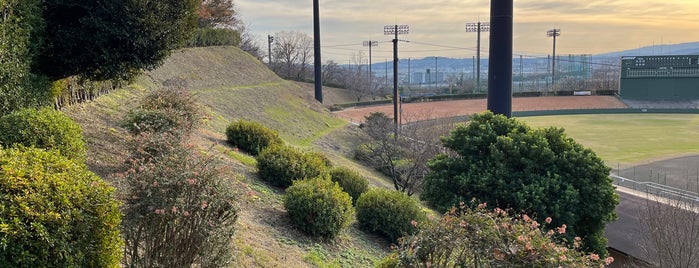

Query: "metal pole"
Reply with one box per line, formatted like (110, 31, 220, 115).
(487, 0, 513, 117)
(267, 35, 274, 64)
(477, 22, 481, 91)
(313, 0, 323, 103)
(393, 25, 399, 134)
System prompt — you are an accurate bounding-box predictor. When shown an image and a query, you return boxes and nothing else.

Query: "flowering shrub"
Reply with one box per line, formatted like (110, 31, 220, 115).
(0, 146, 122, 267)
(384, 202, 614, 267)
(0, 107, 86, 160)
(284, 176, 354, 239)
(256, 145, 330, 188)
(225, 119, 283, 155)
(355, 188, 426, 242)
(118, 138, 238, 267)
(121, 88, 199, 137)
(139, 88, 199, 131)
(329, 167, 369, 205)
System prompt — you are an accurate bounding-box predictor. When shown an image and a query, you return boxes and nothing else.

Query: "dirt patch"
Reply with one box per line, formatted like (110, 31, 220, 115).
(336, 96, 628, 123)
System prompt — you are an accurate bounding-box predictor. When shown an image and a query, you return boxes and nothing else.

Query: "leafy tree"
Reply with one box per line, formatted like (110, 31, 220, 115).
(421, 111, 618, 255)
(0, 0, 51, 115)
(197, 0, 238, 28)
(35, 0, 199, 81)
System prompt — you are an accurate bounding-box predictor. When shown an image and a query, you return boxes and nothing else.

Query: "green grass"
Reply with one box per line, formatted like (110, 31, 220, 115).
(520, 114, 699, 165)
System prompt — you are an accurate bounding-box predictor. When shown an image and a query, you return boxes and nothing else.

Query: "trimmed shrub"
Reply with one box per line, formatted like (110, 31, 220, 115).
(122, 89, 200, 137)
(119, 137, 239, 267)
(284, 176, 354, 238)
(0, 107, 86, 160)
(225, 119, 283, 155)
(186, 27, 241, 47)
(257, 145, 329, 188)
(122, 108, 181, 135)
(330, 167, 369, 205)
(355, 188, 426, 242)
(0, 146, 122, 267)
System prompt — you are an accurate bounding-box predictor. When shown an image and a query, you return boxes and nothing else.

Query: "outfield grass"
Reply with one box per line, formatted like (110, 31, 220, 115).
(520, 114, 699, 165)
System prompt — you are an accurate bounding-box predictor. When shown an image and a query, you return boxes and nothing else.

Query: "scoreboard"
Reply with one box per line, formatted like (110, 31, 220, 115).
(620, 55, 699, 100)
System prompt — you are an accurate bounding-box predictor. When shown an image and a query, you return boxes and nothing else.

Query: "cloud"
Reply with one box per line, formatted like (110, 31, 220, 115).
(238, 0, 699, 60)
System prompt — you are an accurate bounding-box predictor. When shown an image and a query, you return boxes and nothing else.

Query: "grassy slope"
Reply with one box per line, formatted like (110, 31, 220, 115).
(65, 46, 392, 267)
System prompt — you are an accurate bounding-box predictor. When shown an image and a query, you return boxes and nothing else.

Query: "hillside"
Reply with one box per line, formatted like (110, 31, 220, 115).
(64, 46, 392, 267)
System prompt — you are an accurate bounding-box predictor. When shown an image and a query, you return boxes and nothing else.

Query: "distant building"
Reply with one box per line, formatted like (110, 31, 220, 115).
(620, 55, 699, 100)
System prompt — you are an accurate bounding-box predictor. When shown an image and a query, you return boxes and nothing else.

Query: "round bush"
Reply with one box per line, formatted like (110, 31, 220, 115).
(257, 145, 329, 188)
(356, 188, 426, 242)
(225, 119, 283, 155)
(0, 107, 86, 160)
(330, 167, 369, 205)
(284, 177, 354, 238)
(122, 89, 200, 137)
(122, 108, 181, 135)
(140, 88, 199, 126)
(0, 146, 122, 267)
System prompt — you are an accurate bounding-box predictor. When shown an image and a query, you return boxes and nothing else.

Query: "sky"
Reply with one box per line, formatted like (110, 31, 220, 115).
(236, 0, 699, 62)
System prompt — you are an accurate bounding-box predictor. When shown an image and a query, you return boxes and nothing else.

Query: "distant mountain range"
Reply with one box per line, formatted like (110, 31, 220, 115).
(595, 42, 699, 58)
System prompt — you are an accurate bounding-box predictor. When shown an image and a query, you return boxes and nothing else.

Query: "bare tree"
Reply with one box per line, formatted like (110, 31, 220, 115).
(236, 23, 263, 60)
(271, 31, 312, 80)
(640, 195, 699, 268)
(356, 112, 456, 195)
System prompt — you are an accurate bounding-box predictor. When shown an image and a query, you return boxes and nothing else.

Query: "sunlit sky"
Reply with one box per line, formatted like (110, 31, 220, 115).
(237, 0, 699, 61)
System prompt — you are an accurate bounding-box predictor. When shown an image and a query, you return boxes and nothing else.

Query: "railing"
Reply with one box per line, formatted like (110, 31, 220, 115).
(611, 174, 699, 202)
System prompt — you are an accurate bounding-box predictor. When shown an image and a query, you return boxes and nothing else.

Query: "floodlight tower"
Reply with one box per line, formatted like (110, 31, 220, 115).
(466, 21, 490, 92)
(363, 40, 378, 95)
(547, 28, 561, 91)
(384, 24, 409, 137)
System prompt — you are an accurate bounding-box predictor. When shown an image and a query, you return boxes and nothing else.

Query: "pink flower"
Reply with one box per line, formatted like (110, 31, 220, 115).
(171, 206, 178, 214)
(546, 230, 555, 236)
(545, 217, 552, 224)
(201, 201, 208, 209)
(187, 178, 197, 185)
(183, 211, 190, 217)
(557, 224, 567, 234)
(459, 220, 467, 228)
(517, 235, 526, 242)
(589, 254, 600, 261)
(530, 220, 540, 229)
(522, 214, 531, 222)
(155, 209, 164, 215)
(478, 202, 487, 209)
(604, 257, 614, 265)
(410, 220, 418, 227)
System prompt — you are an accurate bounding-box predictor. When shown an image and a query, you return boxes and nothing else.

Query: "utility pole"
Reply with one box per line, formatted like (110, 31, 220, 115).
(487, 0, 513, 117)
(267, 35, 274, 64)
(384, 24, 409, 136)
(313, 0, 323, 103)
(547, 28, 561, 92)
(363, 41, 378, 96)
(466, 21, 491, 92)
